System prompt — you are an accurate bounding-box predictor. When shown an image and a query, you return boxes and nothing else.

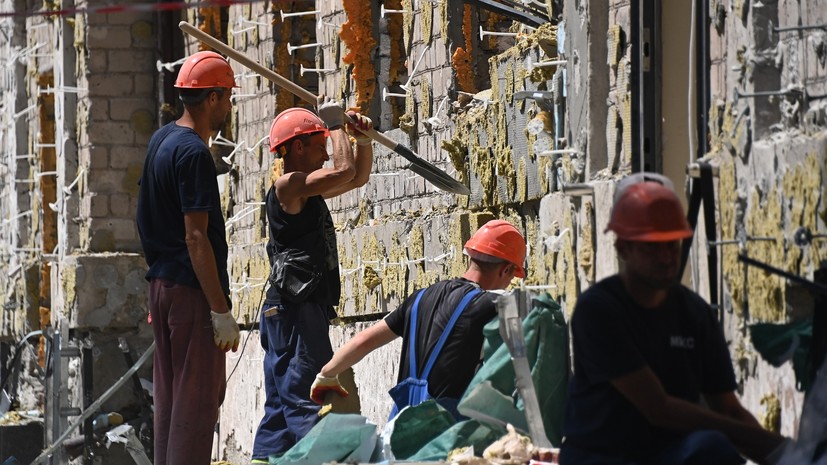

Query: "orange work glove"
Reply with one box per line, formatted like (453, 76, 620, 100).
(310, 373, 349, 404)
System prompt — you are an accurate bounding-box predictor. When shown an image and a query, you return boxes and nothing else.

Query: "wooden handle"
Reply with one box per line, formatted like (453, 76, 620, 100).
(178, 21, 470, 195)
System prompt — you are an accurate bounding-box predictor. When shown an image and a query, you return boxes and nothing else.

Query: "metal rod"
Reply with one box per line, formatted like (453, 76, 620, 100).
(738, 254, 827, 296)
(773, 23, 827, 32)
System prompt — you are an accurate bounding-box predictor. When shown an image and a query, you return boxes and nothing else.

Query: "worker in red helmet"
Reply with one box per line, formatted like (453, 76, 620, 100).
(136, 50, 240, 465)
(309, 220, 527, 421)
(251, 98, 374, 463)
(560, 173, 790, 465)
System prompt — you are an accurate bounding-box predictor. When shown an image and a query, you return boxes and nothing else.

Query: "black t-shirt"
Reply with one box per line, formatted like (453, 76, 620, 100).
(264, 185, 341, 307)
(384, 278, 498, 399)
(561, 275, 736, 458)
(136, 123, 230, 305)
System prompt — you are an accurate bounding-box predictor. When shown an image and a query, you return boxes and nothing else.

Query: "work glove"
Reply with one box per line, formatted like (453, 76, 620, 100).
(310, 373, 348, 405)
(346, 111, 373, 146)
(317, 96, 345, 130)
(210, 310, 240, 352)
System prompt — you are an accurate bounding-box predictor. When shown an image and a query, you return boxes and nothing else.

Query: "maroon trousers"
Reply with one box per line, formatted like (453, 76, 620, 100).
(150, 279, 226, 465)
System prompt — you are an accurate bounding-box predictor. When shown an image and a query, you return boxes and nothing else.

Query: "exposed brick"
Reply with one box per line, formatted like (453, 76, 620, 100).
(107, 218, 139, 242)
(87, 98, 109, 122)
(107, 50, 156, 73)
(106, 11, 152, 26)
(91, 122, 134, 145)
(133, 74, 155, 96)
(87, 26, 133, 49)
(88, 167, 125, 193)
(109, 194, 132, 219)
(88, 74, 135, 97)
(87, 52, 107, 73)
(89, 193, 109, 218)
(109, 98, 156, 121)
(88, 146, 109, 170)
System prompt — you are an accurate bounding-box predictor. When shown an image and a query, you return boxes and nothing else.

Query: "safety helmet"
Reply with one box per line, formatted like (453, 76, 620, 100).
(464, 220, 527, 278)
(268, 107, 330, 155)
(606, 177, 693, 242)
(174, 51, 238, 89)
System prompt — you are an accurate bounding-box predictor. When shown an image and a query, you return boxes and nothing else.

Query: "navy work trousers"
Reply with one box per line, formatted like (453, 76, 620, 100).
(252, 301, 333, 461)
(560, 430, 745, 465)
(150, 279, 226, 465)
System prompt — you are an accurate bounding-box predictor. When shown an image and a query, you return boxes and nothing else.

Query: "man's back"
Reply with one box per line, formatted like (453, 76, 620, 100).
(384, 278, 498, 399)
(136, 122, 229, 293)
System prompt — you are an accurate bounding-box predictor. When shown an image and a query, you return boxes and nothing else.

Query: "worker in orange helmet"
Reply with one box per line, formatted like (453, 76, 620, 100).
(251, 98, 374, 463)
(560, 173, 791, 465)
(310, 220, 527, 421)
(136, 50, 240, 465)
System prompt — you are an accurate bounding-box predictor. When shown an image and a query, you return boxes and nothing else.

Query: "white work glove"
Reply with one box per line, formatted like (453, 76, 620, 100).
(346, 111, 373, 146)
(309, 373, 348, 405)
(210, 310, 240, 352)
(317, 96, 345, 130)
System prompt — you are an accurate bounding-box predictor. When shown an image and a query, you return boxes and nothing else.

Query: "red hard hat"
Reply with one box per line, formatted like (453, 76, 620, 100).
(268, 108, 330, 153)
(606, 180, 694, 242)
(464, 220, 527, 278)
(174, 51, 238, 89)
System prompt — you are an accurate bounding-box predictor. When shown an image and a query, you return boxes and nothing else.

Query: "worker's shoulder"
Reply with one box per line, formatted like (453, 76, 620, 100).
(428, 278, 496, 303)
(578, 275, 623, 302)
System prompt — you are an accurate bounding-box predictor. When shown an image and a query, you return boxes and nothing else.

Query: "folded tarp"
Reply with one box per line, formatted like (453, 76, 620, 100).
(272, 413, 377, 465)
(458, 292, 569, 446)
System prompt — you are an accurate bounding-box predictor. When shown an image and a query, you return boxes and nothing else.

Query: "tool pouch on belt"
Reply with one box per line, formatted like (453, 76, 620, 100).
(268, 248, 321, 302)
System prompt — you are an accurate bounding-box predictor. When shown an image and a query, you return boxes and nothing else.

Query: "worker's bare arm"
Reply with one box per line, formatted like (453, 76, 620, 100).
(705, 391, 764, 427)
(323, 139, 372, 198)
(611, 366, 785, 464)
(324, 112, 373, 198)
(276, 129, 356, 211)
(320, 320, 398, 378)
(184, 211, 229, 314)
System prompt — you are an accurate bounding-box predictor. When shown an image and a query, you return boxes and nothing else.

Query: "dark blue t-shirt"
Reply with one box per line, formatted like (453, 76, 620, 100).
(561, 275, 736, 459)
(136, 123, 230, 306)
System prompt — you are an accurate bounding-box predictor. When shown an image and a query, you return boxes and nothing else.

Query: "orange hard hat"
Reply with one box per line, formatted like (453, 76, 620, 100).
(268, 107, 330, 154)
(464, 220, 527, 278)
(606, 180, 693, 242)
(174, 51, 238, 89)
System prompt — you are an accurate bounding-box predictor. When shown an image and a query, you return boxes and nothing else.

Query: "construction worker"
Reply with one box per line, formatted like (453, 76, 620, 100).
(310, 220, 527, 420)
(136, 51, 240, 465)
(559, 173, 790, 465)
(251, 102, 374, 463)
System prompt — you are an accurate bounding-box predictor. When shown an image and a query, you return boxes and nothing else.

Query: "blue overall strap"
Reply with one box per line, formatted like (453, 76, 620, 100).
(408, 289, 427, 379)
(419, 288, 482, 379)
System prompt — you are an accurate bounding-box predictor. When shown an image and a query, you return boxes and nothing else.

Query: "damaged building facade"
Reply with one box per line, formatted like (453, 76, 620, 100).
(0, 0, 825, 462)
